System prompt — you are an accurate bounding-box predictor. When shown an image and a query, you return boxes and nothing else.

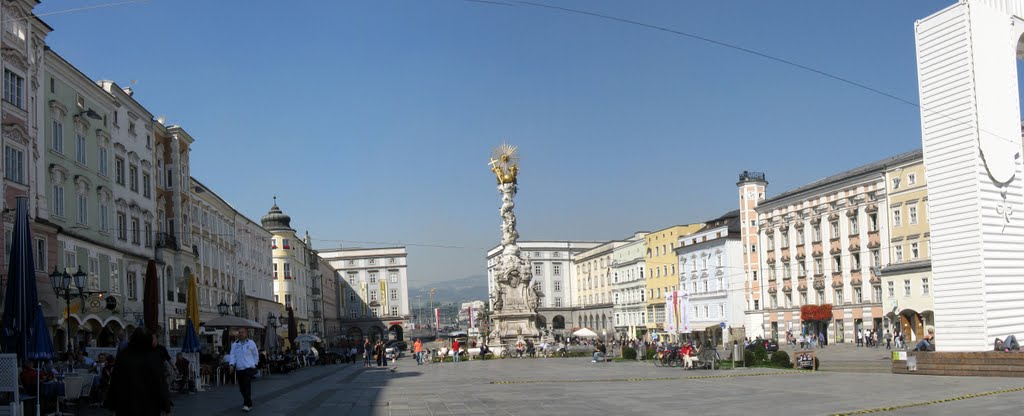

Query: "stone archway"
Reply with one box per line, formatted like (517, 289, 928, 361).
(535, 315, 547, 329)
(369, 326, 384, 343)
(347, 327, 363, 341)
(552, 315, 565, 330)
(388, 324, 404, 342)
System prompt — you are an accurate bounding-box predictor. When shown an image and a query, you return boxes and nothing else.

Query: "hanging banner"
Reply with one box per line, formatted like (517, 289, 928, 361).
(435, 308, 441, 329)
(666, 291, 677, 333)
(665, 290, 690, 334)
(468, 305, 474, 328)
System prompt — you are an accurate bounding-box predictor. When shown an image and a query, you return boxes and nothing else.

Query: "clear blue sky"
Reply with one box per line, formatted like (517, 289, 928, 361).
(39, 0, 953, 285)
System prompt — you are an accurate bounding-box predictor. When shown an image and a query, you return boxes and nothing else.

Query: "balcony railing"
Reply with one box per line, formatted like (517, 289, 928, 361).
(156, 232, 178, 250)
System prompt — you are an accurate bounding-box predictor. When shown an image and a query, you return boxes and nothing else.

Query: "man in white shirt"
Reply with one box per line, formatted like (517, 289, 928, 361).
(227, 328, 259, 412)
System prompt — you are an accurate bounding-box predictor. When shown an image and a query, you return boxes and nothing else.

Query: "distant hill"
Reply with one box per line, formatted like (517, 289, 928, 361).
(410, 274, 488, 305)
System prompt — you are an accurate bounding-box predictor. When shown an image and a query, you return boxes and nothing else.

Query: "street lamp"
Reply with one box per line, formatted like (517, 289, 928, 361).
(231, 301, 240, 317)
(267, 312, 279, 354)
(299, 323, 306, 334)
(217, 300, 229, 316)
(51, 265, 105, 353)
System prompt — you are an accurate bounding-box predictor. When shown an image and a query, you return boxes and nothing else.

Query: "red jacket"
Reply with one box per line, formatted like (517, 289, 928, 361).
(452, 340, 460, 351)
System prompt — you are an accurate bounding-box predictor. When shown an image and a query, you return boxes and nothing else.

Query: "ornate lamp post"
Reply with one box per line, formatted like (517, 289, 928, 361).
(231, 301, 240, 317)
(50, 265, 106, 353)
(267, 312, 279, 353)
(299, 323, 306, 334)
(217, 300, 229, 316)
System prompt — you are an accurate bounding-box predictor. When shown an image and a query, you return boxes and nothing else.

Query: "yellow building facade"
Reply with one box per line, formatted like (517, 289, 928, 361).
(644, 224, 703, 335)
(880, 157, 932, 343)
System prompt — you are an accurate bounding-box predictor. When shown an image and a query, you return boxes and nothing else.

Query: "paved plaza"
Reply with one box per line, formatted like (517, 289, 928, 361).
(122, 350, 1024, 416)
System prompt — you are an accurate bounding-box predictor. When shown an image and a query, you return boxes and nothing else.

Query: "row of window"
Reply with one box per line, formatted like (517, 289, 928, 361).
(892, 203, 923, 227)
(764, 286, 885, 310)
(51, 121, 152, 198)
(767, 249, 881, 279)
(767, 213, 881, 250)
(534, 262, 563, 276)
(347, 306, 400, 318)
(50, 186, 153, 247)
(345, 270, 401, 285)
(887, 278, 929, 297)
(344, 257, 399, 266)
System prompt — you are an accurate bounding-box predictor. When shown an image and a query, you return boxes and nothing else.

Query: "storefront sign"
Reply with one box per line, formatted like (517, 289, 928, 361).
(891, 351, 907, 361)
(794, 350, 816, 370)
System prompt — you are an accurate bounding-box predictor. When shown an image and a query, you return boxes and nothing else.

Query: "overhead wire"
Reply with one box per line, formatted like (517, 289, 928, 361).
(462, 0, 1024, 149)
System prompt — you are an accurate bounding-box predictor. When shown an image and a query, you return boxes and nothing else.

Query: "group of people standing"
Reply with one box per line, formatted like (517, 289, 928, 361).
(363, 339, 391, 367)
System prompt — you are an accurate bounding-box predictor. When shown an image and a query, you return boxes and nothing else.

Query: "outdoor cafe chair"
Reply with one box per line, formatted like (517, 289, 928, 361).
(56, 374, 83, 415)
(0, 354, 23, 416)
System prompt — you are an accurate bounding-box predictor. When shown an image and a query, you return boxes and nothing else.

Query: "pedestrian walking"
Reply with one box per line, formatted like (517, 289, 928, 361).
(452, 339, 461, 363)
(228, 328, 260, 412)
(104, 327, 172, 416)
(363, 339, 372, 367)
(856, 329, 863, 347)
(414, 339, 424, 365)
(885, 330, 892, 350)
(872, 331, 879, 349)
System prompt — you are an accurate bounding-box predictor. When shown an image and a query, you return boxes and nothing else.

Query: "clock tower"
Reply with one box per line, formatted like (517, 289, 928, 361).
(737, 171, 767, 339)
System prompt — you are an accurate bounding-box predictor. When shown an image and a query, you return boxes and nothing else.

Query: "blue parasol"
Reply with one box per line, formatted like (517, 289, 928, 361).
(27, 303, 53, 361)
(27, 303, 53, 416)
(1, 197, 39, 360)
(181, 318, 200, 353)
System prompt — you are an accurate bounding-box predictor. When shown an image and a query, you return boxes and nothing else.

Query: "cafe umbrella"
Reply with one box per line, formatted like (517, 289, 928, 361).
(27, 303, 54, 416)
(143, 260, 160, 334)
(1, 197, 39, 359)
(286, 307, 297, 349)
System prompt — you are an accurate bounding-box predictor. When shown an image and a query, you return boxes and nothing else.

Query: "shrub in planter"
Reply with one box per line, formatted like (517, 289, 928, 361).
(754, 345, 769, 364)
(743, 349, 755, 367)
(622, 347, 637, 360)
(770, 351, 791, 368)
(645, 349, 657, 360)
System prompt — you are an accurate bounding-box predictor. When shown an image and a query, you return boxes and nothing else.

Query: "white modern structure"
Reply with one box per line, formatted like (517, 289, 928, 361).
(611, 234, 647, 339)
(915, 0, 1024, 352)
(676, 210, 745, 345)
(485, 241, 602, 310)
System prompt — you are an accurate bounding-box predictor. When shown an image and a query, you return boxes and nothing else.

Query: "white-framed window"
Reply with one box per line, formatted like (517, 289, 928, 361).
(369, 272, 377, 283)
(854, 287, 862, 303)
(904, 279, 911, 296)
(114, 157, 125, 185)
(553, 263, 562, 275)
(553, 281, 561, 291)
(4, 145, 24, 183)
(908, 173, 917, 185)
(909, 206, 918, 224)
(849, 217, 859, 235)
(390, 306, 398, 316)
(3, 69, 24, 108)
(892, 177, 901, 189)
(88, 258, 100, 291)
(127, 272, 137, 300)
(814, 258, 823, 275)
(911, 242, 919, 259)
(99, 203, 109, 233)
(797, 229, 804, 245)
(390, 289, 398, 300)
(34, 237, 46, 271)
(781, 232, 789, 247)
(922, 278, 929, 294)
(812, 224, 821, 242)
(128, 164, 138, 192)
(51, 121, 64, 154)
(75, 133, 87, 164)
(283, 263, 291, 278)
(52, 185, 65, 217)
(109, 263, 120, 294)
(834, 288, 844, 304)
(873, 286, 882, 302)
(767, 235, 775, 250)
(98, 147, 108, 176)
(116, 212, 127, 241)
(830, 221, 840, 238)
(888, 281, 895, 297)
(895, 245, 903, 262)
(893, 208, 902, 227)
(144, 222, 152, 247)
(77, 195, 87, 225)
(369, 291, 377, 301)
(534, 263, 542, 276)
(872, 250, 880, 268)
(142, 173, 151, 198)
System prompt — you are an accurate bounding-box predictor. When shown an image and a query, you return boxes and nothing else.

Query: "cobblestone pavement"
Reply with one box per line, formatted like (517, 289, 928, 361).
(95, 354, 1024, 415)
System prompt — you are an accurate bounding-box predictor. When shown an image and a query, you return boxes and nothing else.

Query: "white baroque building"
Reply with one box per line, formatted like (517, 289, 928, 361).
(676, 210, 745, 345)
(485, 241, 602, 310)
(321, 247, 410, 341)
(611, 234, 647, 339)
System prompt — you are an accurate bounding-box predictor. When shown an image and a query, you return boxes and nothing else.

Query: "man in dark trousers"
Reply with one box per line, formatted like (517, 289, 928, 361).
(228, 328, 260, 412)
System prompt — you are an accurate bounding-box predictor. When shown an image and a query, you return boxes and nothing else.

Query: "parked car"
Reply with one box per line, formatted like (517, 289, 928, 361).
(385, 340, 408, 358)
(323, 348, 347, 364)
(745, 339, 779, 353)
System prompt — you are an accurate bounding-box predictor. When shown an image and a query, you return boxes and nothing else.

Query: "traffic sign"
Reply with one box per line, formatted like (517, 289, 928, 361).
(720, 322, 726, 329)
